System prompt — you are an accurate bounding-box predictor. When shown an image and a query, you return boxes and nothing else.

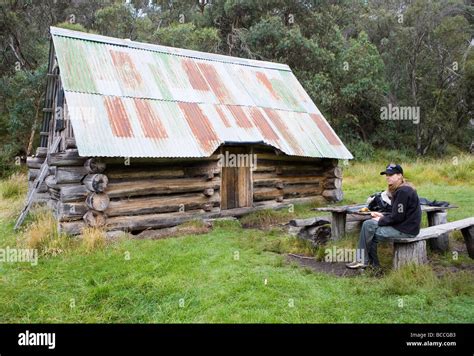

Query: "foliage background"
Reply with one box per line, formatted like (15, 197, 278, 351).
(0, 0, 472, 175)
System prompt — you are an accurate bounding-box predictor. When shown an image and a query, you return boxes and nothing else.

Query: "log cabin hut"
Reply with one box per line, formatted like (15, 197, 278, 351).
(25, 27, 353, 236)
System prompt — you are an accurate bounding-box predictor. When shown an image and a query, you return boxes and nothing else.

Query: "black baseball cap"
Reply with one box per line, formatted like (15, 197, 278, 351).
(380, 163, 403, 175)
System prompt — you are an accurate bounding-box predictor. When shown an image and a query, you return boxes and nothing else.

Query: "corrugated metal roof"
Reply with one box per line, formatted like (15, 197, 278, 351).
(51, 26, 353, 159)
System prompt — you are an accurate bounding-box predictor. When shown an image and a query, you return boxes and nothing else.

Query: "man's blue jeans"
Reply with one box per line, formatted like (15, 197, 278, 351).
(357, 219, 416, 265)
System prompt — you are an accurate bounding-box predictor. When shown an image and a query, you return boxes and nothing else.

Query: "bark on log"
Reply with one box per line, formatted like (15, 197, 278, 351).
(83, 174, 109, 193)
(47, 149, 86, 166)
(105, 192, 220, 217)
(393, 240, 428, 270)
(107, 177, 220, 198)
(83, 210, 106, 227)
(85, 193, 110, 212)
(55, 166, 88, 184)
(84, 158, 106, 174)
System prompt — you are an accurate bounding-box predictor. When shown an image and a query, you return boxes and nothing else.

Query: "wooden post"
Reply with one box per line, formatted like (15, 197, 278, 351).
(331, 211, 346, 240)
(393, 240, 428, 270)
(461, 226, 474, 259)
(427, 211, 449, 252)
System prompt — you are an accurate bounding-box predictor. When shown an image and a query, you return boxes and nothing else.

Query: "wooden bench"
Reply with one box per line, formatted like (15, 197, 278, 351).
(391, 217, 474, 269)
(314, 204, 457, 250)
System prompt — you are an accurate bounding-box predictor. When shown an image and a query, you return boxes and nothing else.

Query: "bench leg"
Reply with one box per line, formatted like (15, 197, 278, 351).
(393, 241, 428, 270)
(331, 212, 346, 240)
(427, 211, 449, 252)
(461, 226, 474, 259)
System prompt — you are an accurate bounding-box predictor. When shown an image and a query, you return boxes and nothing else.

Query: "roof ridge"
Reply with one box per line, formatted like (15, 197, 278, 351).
(50, 26, 291, 72)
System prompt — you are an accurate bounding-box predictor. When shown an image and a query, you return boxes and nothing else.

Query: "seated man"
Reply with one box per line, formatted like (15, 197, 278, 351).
(346, 163, 422, 269)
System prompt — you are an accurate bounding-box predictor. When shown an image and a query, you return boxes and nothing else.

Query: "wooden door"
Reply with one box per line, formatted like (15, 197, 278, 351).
(220, 147, 253, 209)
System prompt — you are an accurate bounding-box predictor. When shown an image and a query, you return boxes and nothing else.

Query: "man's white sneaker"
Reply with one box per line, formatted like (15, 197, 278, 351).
(345, 261, 367, 269)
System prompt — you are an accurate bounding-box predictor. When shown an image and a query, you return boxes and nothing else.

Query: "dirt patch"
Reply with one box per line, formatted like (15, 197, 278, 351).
(286, 254, 371, 277)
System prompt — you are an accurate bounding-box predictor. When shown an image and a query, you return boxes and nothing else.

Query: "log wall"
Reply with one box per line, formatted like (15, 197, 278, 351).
(25, 144, 344, 236)
(251, 146, 343, 204)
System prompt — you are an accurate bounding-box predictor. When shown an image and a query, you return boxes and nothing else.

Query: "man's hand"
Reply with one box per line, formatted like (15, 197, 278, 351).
(371, 211, 383, 221)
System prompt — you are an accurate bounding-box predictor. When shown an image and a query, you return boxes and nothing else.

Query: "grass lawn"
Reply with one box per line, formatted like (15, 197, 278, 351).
(0, 155, 473, 323)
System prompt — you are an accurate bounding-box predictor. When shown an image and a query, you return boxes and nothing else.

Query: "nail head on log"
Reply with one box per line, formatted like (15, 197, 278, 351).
(83, 174, 108, 192)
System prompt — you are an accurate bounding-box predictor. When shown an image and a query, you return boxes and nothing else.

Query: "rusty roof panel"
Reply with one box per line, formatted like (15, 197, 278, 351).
(52, 27, 353, 160)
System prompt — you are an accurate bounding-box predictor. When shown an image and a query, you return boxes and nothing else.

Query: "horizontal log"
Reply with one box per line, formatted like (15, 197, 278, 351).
(47, 149, 87, 166)
(83, 174, 108, 193)
(106, 167, 185, 180)
(35, 147, 48, 158)
(107, 177, 221, 199)
(48, 187, 60, 200)
(323, 178, 342, 189)
(26, 156, 45, 169)
(28, 168, 39, 181)
(106, 208, 221, 231)
(289, 217, 331, 227)
(60, 185, 89, 202)
(55, 166, 88, 184)
(86, 193, 110, 211)
(254, 184, 323, 202)
(255, 153, 328, 164)
(37, 181, 48, 193)
(58, 221, 85, 236)
(105, 163, 219, 181)
(56, 202, 88, 222)
(322, 189, 343, 202)
(83, 210, 106, 227)
(84, 158, 106, 174)
(325, 167, 343, 179)
(253, 173, 323, 187)
(65, 138, 76, 149)
(105, 192, 220, 217)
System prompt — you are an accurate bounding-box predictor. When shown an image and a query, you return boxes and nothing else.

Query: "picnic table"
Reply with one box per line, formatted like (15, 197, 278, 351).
(313, 203, 457, 251)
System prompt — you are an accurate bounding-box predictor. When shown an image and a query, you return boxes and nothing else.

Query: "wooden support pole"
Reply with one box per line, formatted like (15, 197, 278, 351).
(427, 211, 449, 252)
(393, 240, 428, 270)
(330, 211, 346, 240)
(461, 226, 474, 259)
